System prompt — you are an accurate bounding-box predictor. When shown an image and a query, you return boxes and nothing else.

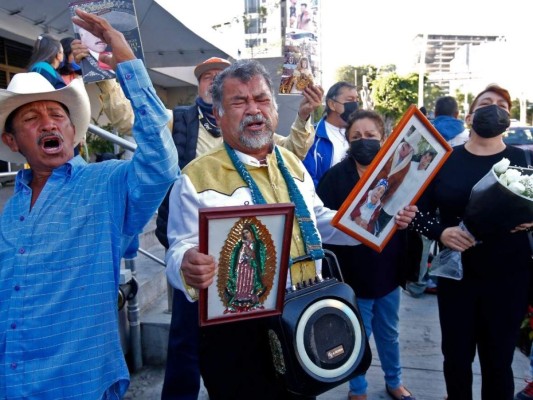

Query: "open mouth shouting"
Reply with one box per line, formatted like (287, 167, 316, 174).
(38, 132, 64, 155)
(239, 115, 274, 150)
(243, 115, 266, 133)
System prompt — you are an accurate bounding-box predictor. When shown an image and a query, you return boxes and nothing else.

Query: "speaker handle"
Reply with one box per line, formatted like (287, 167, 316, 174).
(322, 249, 345, 282)
(291, 249, 345, 283)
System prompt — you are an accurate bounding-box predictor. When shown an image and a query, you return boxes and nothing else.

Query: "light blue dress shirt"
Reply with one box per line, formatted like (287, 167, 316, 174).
(0, 59, 179, 399)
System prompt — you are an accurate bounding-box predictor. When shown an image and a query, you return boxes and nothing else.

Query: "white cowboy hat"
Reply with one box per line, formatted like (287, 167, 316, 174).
(404, 131, 422, 150)
(0, 72, 90, 164)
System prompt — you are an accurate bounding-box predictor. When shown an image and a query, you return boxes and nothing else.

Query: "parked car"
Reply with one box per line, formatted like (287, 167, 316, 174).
(502, 126, 533, 151)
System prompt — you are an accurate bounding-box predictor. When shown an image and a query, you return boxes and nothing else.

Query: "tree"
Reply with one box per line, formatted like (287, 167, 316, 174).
(334, 64, 444, 129)
(370, 72, 444, 131)
(424, 81, 445, 116)
(335, 65, 379, 90)
(372, 72, 419, 124)
(510, 98, 533, 124)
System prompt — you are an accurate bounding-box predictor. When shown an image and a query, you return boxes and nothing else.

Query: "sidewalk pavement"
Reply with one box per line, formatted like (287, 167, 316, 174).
(125, 290, 531, 399)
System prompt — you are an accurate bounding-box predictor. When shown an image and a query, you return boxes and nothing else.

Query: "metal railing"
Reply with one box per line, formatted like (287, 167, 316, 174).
(89, 123, 137, 153)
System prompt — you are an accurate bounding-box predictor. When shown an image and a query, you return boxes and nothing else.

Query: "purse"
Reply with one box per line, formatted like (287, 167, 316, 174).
(268, 250, 372, 396)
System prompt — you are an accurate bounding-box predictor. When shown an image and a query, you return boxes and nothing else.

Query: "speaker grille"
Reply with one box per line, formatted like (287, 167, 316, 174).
(295, 298, 363, 379)
(303, 308, 355, 369)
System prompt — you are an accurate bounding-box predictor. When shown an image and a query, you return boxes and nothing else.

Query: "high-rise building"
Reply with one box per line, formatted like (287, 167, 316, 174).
(241, 0, 284, 59)
(415, 33, 501, 93)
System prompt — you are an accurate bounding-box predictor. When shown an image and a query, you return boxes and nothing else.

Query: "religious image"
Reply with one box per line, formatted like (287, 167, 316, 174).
(279, 53, 315, 94)
(217, 217, 277, 314)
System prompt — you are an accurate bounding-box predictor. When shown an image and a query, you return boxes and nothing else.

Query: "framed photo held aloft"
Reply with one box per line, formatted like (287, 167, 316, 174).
(198, 203, 294, 326)
(332, 105, 453, 252)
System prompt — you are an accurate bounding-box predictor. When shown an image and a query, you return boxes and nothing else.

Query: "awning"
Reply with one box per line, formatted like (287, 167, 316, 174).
(0, 0, 239, 87)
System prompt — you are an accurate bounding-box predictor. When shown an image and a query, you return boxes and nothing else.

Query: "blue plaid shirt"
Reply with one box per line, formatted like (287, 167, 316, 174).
(0, 59, 179, 399)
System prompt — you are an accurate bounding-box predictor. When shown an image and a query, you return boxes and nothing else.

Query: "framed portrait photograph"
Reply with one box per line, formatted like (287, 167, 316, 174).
(332, 105, 453, 252)
(198, 203, 294, 326)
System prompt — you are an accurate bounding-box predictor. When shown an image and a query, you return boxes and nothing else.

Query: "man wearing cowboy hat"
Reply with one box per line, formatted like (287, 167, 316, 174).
(0, 9, 178, 400)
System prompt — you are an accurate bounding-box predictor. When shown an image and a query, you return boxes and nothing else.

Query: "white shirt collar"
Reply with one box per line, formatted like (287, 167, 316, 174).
(233, 147, 274, 167)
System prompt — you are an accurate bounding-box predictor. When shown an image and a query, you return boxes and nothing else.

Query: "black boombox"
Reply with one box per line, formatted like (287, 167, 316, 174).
(268, 250, 372, 397)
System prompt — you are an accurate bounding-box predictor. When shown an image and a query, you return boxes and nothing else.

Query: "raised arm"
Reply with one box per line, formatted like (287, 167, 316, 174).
(274, 83, 323, 159)
(73, 9, 179, 235)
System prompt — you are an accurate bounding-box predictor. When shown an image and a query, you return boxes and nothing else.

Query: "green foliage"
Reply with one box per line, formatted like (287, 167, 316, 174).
(372, 72, 419, 122)
(336, 66, 356, 84)
(335, 64, 443, 124)
(424, 81, 445, 115)
(85, 121, 115, 158)
(510, 98, 533, 123)
(371, 72, 444, 123)
(312, 103, 325, 122)
(335, 65, 378, 90)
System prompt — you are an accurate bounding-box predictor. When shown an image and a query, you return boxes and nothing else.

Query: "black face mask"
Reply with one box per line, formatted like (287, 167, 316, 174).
(472, 104, 510, 138)
(340, 101, 359, 123)
(349, 138, 381, 165)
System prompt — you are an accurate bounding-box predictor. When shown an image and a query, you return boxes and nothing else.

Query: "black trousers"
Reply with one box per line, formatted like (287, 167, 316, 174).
(161, 289, 200, 400)
(199, 318, 315, 400)
(437, 272, 529, 400)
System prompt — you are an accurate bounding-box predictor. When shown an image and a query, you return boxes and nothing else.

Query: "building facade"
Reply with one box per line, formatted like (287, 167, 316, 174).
(415, 33, 501, 94)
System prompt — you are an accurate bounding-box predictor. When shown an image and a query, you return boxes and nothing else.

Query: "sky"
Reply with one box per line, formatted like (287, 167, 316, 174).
(319, 0, 533, 94)
(161, 0, 533, 98)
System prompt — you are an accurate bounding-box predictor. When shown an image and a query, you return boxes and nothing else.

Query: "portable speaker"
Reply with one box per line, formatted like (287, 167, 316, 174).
(268, 252, 371, 396)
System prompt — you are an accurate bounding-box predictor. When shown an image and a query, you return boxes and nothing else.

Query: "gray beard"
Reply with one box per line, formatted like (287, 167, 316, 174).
(240, 131, 273, 150)
(238, 115, 274, 150)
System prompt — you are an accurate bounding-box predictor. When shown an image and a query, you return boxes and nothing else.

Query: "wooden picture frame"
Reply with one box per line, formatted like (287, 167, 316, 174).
(332, 105, 453, 252)
(198, 203, 294, 326)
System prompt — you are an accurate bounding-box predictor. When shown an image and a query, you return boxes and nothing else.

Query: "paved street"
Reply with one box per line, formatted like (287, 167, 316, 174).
(125, 289, 531, 400)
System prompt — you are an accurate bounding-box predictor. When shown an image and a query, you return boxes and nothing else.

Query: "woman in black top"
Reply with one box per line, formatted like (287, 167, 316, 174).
(317, 110, 416, 400)
(412, 85, 532, 400)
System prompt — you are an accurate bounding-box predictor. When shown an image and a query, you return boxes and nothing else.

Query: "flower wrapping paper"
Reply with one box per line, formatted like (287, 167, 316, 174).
(463, 167, 533, 238)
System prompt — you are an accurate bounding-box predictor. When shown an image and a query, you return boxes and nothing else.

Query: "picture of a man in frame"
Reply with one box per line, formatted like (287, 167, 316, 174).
(373, 130, 422, 232)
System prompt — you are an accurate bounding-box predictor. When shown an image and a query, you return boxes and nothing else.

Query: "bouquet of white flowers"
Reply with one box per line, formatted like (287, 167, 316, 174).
(430, 157, 533, 280)
(463, 158, 533, 238)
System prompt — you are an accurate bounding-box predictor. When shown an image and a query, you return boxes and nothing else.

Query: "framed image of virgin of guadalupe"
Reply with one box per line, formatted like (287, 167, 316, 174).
(198, 203, 294, 326)
(332, 105, 453, 252)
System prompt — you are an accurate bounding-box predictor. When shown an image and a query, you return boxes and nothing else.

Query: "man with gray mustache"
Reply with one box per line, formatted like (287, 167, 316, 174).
(165, 59, 417, 399)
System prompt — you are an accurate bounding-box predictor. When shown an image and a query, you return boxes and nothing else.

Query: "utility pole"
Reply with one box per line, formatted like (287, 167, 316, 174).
(418, 33, 428, 108)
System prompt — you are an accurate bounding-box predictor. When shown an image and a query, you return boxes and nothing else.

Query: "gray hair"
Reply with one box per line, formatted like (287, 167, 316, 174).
(211, 59, 278, 116)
